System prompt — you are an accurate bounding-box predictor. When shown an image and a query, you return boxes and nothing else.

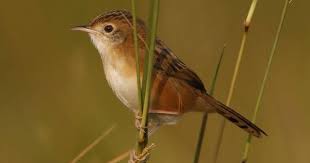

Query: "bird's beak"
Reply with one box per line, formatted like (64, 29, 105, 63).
(71, 25, 99, 34)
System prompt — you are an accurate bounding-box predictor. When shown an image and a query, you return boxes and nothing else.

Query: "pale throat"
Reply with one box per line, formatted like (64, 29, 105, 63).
(90, 34, 139, 111)
(90, 34, 110, 60)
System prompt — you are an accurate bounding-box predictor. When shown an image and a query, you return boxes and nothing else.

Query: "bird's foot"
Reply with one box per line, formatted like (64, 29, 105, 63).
(128, 144, 156, 163)
(135, 113, 147, 133)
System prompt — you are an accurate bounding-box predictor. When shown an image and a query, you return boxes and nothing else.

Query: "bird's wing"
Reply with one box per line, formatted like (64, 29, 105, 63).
(153, 39, 206, 92)
(148, 39, 207, 115)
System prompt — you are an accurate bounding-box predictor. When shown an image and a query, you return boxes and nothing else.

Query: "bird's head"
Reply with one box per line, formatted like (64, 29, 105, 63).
(72, 10, 146, 56)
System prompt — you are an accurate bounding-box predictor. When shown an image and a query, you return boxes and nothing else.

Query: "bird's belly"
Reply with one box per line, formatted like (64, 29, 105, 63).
(104, 66, 138, 112)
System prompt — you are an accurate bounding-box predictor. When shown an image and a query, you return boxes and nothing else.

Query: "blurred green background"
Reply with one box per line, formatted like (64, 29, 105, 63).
(0, 0, 309, 163)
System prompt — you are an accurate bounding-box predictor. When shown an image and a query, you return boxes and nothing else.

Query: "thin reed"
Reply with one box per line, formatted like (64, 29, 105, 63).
(193, 45, 226, 163)
(241, 0, 291, 162)
(214, 1, 259, 162)
(132, 0, 160, 161)
(69, 125, 116, 163)
(131, 0, 143, 114)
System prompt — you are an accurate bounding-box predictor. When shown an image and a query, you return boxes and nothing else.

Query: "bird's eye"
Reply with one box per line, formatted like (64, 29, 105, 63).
(104, 25, 114, 33)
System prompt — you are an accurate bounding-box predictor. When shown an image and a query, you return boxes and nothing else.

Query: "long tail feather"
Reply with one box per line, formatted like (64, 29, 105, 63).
(203, 95, 267, 138)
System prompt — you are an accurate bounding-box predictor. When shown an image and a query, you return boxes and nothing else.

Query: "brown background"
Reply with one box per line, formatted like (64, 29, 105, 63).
(0, 0, 309, 162)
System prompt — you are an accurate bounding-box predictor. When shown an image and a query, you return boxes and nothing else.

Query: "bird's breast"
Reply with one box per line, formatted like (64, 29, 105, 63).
(103, 58, 139, 112)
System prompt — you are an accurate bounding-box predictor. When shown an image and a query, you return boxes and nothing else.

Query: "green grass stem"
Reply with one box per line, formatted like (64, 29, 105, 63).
(241, 0, 290, 162)
(131, 0, 143, 115)
(137, 0, 160, 158)
(214, 1, 258, 162)
(193, 45, 226, 163)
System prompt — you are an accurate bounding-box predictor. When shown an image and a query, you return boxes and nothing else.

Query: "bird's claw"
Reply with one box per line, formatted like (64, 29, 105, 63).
(128, 144, 156, 163)
(135, 113, 147, 133)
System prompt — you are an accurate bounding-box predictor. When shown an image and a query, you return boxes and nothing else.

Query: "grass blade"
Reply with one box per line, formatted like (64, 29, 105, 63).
(241, 0, 290, 162)
(136, 0, 160, 160)
(193, 45, 226, 163)
(131, 0, 143, 114)
(214, 1, 258, 162)
(69, 125, 116, 163)
(138, 0, 160, 147)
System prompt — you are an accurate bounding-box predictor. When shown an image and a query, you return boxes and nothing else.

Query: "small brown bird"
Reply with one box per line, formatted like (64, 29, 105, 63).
(72, 10, 266, 137)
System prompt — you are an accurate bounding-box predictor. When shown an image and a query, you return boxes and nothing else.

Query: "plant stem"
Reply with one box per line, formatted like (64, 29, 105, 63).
(141, 2, 154, 101)
(193, 45, 226, 163)
(241, 0, 290, 163)
(70, 125, 116, 163)
(137, 0, 160, 156)
(131, 0, 145, 156)
(131, 0, 143, 114)
(214, 1, 258, 162)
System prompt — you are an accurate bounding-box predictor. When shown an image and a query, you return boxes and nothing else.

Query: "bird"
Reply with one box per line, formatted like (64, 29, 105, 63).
(72, 9, 266, 138)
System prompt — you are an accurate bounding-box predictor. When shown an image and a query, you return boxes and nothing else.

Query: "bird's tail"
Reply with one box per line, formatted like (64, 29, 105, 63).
(203, 94, 267, 138)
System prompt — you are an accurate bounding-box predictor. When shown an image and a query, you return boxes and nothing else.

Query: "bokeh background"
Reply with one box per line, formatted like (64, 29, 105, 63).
(0, 0, 309, 163)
